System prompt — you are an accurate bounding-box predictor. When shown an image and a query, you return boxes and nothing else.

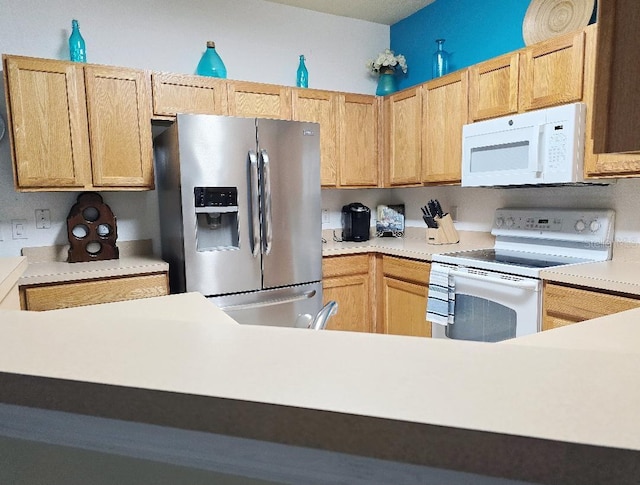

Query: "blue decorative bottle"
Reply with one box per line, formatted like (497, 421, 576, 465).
(296, 55, 308, 88)
(196, 41, 227, 78)
(69, 19, 86, 63)
(432, 39, 449, 78)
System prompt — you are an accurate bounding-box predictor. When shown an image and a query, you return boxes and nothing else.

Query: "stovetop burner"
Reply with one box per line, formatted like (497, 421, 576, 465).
(440, 248, 591, 270)
(432, 208, 616, 278)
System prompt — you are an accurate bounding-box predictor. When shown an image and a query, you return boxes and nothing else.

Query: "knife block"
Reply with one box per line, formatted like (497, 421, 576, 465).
(427, 214, 460, 245)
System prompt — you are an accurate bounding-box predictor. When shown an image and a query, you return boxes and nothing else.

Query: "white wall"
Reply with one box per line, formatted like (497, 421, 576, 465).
(0, 0, 389, 257)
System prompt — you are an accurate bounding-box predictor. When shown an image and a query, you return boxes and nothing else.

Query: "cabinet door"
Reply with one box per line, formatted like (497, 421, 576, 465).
(592, 0, 640, 154)
(228, 81, 291, 119)
(581, 24, 640, 177)
(85, 66, 154, 189)
(3, 55, 90, 189)
(422, 71, 468, 184)
(338, 93, 379, 187)
(469, 52, 519, 121)
(152, 73, 228, 118)
(322, 255, 372, 332)
(379, 256, 431, 337)
(384, 87, 422, 186)
(519, 30, 585, 111)
(20, 273, 169, 311)
(292, 88, 338, 187)
(542, 282, 640, 331)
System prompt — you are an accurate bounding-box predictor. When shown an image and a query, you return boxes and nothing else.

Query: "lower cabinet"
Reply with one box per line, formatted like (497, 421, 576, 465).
(321, 255, 373, 333)
(379, 256, 431, 337)
(542, 282, 640, 330)
(322, 254, 431, 337)
(20, 272, 169, 311)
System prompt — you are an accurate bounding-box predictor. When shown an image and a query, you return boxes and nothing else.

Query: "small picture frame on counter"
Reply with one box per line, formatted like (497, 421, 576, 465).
(376, 204, 405, 238)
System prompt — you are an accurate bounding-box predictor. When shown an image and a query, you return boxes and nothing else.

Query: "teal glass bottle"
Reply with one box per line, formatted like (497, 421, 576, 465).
(296, 55, 308, 88)
(196, 41, 227, 78)
(69, 19, 86, 63)
(432, 39, 449, 78)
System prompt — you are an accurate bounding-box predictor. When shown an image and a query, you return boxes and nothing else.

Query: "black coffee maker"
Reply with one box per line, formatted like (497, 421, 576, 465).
(341, 203, 371, 241)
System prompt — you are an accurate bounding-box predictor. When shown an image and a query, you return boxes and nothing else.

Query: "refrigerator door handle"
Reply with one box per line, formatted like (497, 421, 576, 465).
(260, 149, 273, 255)
(248, 150, 260, 258)
(217, 289, 317, 311)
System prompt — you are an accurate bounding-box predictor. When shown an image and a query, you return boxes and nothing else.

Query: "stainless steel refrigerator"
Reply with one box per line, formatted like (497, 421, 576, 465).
(154, 114, 323, 327)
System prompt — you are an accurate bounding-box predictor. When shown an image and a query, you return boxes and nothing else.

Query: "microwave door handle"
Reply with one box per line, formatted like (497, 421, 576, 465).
(248, 150, 260, 258)
(449, 269, 540, 290)
(528, 125, 544, 177)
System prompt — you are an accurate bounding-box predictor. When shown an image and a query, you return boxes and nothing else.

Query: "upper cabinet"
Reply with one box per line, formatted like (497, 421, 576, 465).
(292, 88, 338, 186)
(292, 89, 379, 188)
(227, 81, 291, 120)
(469, 30, 585, 121)
(152, 72, 228, 118)
(582, 24, 640, 177)
(338, 93, 380, 187)
(592, 0, 640, 155)
(421, 70, 468, 184)
(519, 30, 585, 111)
(469, 52, 519, 121)
(3, 55, 154, 191)
(384, 87, 422, 186)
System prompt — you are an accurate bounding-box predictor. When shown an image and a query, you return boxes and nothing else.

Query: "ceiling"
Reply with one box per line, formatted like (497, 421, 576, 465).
(262, 0, 437, 25)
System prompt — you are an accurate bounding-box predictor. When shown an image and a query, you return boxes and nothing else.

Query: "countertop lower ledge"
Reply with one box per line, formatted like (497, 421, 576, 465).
(0, 293, 639, 484)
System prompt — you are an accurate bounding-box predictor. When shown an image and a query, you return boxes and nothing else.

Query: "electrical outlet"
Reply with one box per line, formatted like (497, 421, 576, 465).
(321, 209, 330, 224)
(11, 219, 27, 239)
(35, 209, 51, 229)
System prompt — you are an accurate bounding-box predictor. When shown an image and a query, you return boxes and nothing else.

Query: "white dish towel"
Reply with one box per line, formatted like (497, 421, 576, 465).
(426, 263, 455, 326)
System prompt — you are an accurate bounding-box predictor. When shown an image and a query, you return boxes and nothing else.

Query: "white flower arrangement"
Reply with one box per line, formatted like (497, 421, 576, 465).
(367, 48, 408, 74)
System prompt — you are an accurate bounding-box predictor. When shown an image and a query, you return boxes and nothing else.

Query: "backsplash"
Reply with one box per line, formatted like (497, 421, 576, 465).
(321, 179, 640, 246)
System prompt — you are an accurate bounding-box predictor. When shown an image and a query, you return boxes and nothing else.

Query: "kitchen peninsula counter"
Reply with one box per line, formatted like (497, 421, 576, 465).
(0, 293, 638, 484)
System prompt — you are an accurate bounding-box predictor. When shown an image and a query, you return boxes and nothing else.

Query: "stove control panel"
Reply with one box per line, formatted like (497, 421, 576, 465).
(492, 208, 615, 243)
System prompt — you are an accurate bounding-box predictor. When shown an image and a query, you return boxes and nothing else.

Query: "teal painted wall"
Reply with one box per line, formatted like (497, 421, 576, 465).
(390, 0, 530, 90)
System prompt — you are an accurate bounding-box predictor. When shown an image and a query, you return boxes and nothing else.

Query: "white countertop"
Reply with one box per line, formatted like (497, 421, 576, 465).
(0, 292, 638, 455)
(322, 228, 495, 261)
(0, 257, 27, 301)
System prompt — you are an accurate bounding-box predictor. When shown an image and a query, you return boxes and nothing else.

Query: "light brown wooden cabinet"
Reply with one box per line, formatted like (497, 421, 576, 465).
(469, 30, 585, 122)
(3, 55, 154, 191)
(227, 81, 292, 120)
(469, 52, 520, 121)
(378, 256, 431, 337)
(293, 89, 379, 188)
(292, 88, 338, 187)
(383, 87, 422, 187)
(542, 281, 640, 331)
(592, 0, 640, 155)
(338, 93, 380, 187)
(582, 24, 640, 177)
(421, 71, 468, 184)
(20, 272, 169, 311)
(151, 72, 228, 118)
(518, 30, 585, 111)
(321, 254, 374, 333)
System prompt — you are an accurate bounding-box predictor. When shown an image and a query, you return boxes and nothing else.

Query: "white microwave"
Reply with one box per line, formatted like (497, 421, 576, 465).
(461, 102, 586, 187)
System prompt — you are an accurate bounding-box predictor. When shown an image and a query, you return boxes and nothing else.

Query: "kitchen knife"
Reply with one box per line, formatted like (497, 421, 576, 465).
(434, 199, 445, 217)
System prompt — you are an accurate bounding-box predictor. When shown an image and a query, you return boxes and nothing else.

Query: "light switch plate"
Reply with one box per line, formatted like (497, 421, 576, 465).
(11, 219, 27, 239)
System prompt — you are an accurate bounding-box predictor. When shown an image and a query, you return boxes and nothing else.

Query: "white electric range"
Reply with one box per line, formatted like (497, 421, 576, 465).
(429, 208, 615, 342)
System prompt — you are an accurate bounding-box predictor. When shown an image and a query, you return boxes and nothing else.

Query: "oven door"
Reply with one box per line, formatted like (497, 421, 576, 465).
(431, 267, 541, 342)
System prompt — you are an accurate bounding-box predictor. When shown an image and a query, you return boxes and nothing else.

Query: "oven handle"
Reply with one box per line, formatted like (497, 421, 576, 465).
(449, 269, 540, 290)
